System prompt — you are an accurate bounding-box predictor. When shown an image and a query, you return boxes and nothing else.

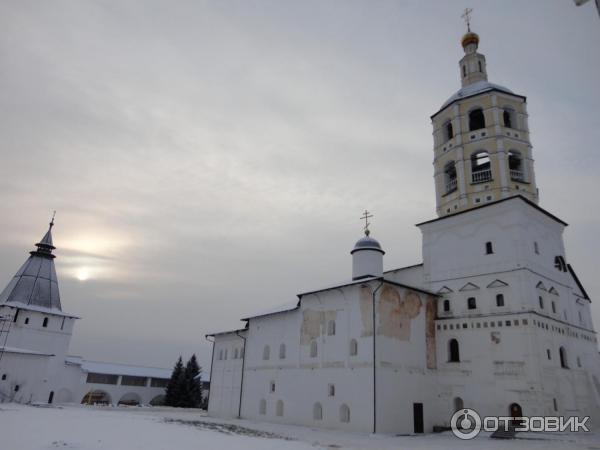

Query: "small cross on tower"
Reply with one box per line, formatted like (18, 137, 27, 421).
(462, 7, 473, 32)
(360, 210, 373, 236)
(50, 210, 56, 228)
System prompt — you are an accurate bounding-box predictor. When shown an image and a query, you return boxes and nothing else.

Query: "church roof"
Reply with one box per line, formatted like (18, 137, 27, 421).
(432, 80, 525, 118)
(0, 221, 62, 311)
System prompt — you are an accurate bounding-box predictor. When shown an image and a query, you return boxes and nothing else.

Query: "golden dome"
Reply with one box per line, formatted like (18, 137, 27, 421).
(461, 32, 479, 48)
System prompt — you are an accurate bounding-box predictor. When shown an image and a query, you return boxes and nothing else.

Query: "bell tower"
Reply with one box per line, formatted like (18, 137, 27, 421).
(430, 13, 538, 217)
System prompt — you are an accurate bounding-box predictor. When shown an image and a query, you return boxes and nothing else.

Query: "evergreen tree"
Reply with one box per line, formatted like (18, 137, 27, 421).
(183, 354, 203, 408)
(165, 356, 184, 407)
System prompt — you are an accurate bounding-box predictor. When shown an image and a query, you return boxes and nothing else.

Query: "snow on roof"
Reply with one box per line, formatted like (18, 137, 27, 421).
(433, 80, 522, 115)
(0, 346, 54, 357)
(65, 356, 171, 379)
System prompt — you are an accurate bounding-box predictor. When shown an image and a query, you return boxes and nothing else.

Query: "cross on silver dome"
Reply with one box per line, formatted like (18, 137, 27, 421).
(360, 210, 373, 236)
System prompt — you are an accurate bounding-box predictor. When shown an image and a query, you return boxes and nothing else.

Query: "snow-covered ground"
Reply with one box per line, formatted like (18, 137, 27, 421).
(1, 404, 599, 450)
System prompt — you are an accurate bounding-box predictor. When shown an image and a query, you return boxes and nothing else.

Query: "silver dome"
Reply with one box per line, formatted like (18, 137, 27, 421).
(351, 236, 385, 255)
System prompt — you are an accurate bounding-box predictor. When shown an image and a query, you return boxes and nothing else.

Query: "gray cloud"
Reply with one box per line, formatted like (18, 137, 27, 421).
(0, 0, 599, 370)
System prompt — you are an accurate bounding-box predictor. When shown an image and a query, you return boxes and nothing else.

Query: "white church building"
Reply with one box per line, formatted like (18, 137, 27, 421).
(206, 29, 600, 434)
(0, 220, 172, 406)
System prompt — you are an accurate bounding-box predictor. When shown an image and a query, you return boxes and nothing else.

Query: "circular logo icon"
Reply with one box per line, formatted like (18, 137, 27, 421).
(450, 408, 482, 440)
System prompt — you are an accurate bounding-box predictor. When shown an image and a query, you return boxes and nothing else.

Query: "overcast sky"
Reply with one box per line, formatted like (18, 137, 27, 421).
(0, 1, 599, 372)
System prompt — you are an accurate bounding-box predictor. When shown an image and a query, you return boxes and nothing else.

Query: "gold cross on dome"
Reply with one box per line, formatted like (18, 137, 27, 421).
(360, 210, 373, 235)
(462, 7, 473, 32)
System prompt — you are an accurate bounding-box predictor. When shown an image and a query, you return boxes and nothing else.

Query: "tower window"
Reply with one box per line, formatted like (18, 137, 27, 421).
(448, 339, 460, 362)
(1, 374, 6, 380)
(503, 109, 515, 128)
(259, 398, 267, 415)
(496, 294, 505, 307)
(234, 348, 239, 359)
(508, 150, 524, 181)
(269, 381, 276, 393)
(349, 339, 358, 356)
(468, 108, 485, 131)
(263, 345, 270, 360)
(12, 310, 19, 323)
(467, 297, 476, 310)
(24, 317, 29, 325)
(42, 317, 48, 328)
(279, 343, 286, 359)
(547, 349, 551, 360)
(534, 242, 539, 254)
(443, 299, 450, 312)
(485, 242, 494, 254)
(462, 65, 467, 78)
(444, 161, 457, 193)
(310, 340, 318, 358)
(478, 61, 482, 72)
(328, 384, 335, 397)
(551, 301, 556, 314)
(539, 296, 544, 309)
(471, 151, 491, 183)
(444, 121, 453, 141)
(276, 400, 284, 417)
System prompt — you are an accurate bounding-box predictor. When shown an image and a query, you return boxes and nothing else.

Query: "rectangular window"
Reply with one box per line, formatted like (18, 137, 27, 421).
(150, 378, 169, 388)
(121, 376, 147, 387)
(86, 373, 118, 385)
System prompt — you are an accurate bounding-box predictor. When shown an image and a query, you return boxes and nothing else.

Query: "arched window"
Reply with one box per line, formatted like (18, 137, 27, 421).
(313, 402, 323, 421)
(471, 151, 491, 183)
(503, 109, 514, 128)
(444, 121, 453, 141)
(496, 294, 505, 307)
(276, 399, 284, 417)
(448, 339, 460, 362)
(539, 296, 544, 309)
(263, 345, 270, 360)
(310, 340, 318, 358)
(444, 161, 457, 193)
(547, 349, 551, 360)
(508, 150, 524, 181)
(462, 65, 467, 78)
(259, 398, 267, 415)
(327, 320, 336, 336)
(349, 339, 358, 356)
(559, 347, 568, 369)
(468, 108, 485, 131)
(485, 241, 494, 254)
(551, 301, 556, 314)
(467, 297, 476, 310)
(42, 317, 48, 328)
(269, 380, 276, 393)
(279, 343, 286, 359)
(340, 404, 351, 423)
(453, 397, 464, 412)
(443, 299, 450, 312)
(478, 61, 482, 72)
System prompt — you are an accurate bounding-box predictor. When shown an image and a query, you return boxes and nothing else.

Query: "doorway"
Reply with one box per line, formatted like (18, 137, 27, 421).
(413, 403, 424, 433)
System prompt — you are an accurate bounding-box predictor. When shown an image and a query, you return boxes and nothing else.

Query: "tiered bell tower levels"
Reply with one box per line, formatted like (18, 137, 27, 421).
(431, 30, 538, 217)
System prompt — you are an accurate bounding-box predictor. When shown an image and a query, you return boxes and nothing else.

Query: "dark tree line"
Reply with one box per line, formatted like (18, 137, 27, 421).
(165, 354, 203, 408)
